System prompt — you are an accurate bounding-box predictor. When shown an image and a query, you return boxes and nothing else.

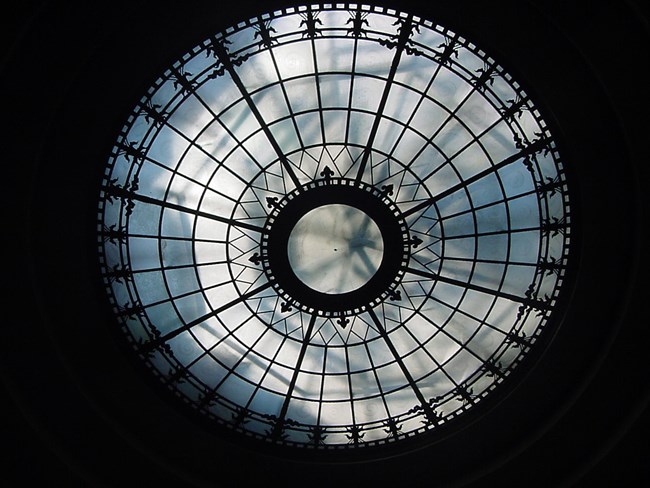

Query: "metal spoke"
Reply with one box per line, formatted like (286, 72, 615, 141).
(403, 266, 549, 310)
(211, 40, 302, 188)
(367, 308, 439, 422)
(103, 184, 265, 233)
(272, 313, 318, 438)
(401, 137, 551, 219)
(354, 16, 413, 183)
(140, 282, 272, 352)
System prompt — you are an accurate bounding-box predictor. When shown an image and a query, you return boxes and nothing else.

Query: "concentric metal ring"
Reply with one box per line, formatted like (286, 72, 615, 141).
(97, 3, 572, 449)
(260, 178, 410, 317)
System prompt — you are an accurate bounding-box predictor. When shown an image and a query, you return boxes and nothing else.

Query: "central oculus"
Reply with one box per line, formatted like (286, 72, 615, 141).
(287, 204, 384, 294)
(261, 179, 410, 316)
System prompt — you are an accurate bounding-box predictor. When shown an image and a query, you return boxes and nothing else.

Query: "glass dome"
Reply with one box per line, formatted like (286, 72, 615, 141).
(97, 4, 571, 449)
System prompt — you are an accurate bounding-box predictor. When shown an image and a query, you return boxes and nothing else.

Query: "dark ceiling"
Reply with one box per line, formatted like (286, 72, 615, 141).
(2, 1, 648, 486)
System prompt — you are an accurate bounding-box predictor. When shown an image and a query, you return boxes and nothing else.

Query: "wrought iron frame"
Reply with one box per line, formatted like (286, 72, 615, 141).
(97, 3, 572, 450)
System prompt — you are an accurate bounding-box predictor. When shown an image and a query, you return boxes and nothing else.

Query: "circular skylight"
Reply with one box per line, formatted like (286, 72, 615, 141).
(97, 4, 571, 449)
(287, 204, 384, 293)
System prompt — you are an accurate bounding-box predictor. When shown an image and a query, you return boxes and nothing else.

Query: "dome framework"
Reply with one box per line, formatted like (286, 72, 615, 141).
(4, 0, 648, 486)
(98, 4, 571, 449)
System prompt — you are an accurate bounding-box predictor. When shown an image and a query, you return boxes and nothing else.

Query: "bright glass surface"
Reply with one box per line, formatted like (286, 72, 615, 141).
(288, 205, 384, 294)
(98, 4, 572, 448)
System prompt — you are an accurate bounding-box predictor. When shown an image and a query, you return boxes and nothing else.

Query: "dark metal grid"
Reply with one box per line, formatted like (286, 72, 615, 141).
(97, 4, 571, 449)
(258, 177, 411, 317)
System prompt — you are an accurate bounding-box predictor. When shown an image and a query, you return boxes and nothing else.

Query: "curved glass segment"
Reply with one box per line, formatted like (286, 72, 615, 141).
(97, 4, 571, 449)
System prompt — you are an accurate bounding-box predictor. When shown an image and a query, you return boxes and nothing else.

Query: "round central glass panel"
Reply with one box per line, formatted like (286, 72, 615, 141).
(287, 204, 384, 294)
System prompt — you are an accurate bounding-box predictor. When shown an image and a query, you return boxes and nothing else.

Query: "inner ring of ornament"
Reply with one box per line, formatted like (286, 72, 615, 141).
(261, 179, 409, 316)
